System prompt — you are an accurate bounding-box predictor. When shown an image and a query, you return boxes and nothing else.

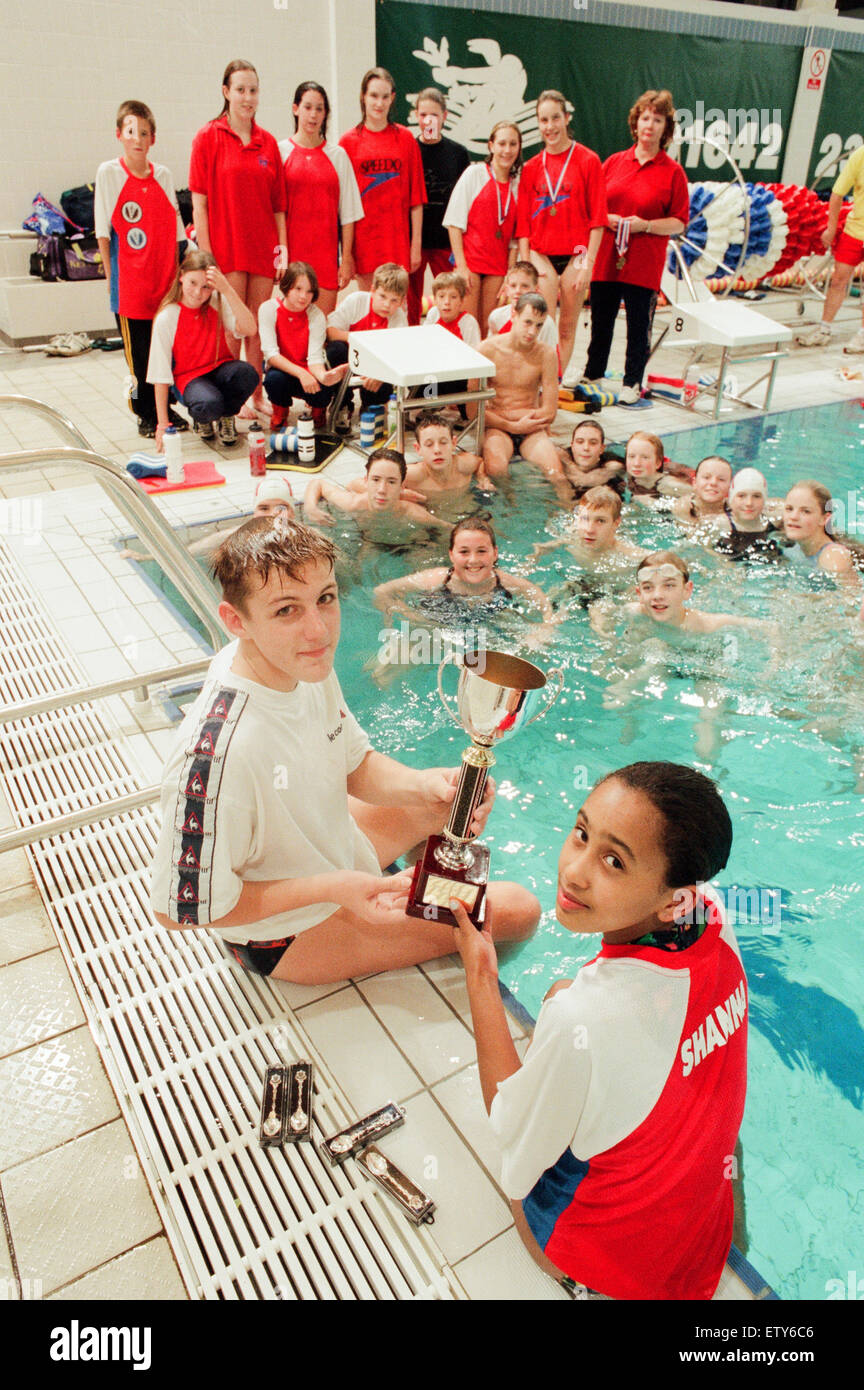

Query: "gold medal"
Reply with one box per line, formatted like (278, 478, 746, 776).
(616, 255, 626, 270)
(549, 206, 557, 217)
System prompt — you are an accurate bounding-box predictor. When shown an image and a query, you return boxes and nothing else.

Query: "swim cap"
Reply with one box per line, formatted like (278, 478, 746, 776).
(730, 467, 766, 497)
(254, 476, 295, 504)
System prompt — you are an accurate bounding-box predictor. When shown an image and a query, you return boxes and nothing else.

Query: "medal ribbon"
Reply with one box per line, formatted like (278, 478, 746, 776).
(542, 142, 576, 216)
(489, 165, 513, 234)
(615, 217, 632, 260)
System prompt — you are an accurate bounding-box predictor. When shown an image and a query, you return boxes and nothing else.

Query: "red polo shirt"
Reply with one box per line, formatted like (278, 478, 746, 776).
(592, 146, 690, 291)
(339, 124, 426, 275)
(516, 143, 606, 257)
(189, 116, 287, 279)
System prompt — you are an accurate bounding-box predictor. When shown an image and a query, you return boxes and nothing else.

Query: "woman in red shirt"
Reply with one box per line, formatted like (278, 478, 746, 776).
(278, 81, 363, 318)
(190, 60, 287, 419)
(584, 90, 690, 404)
(339, 67, 427, 291)
(516, 91, 606, 391)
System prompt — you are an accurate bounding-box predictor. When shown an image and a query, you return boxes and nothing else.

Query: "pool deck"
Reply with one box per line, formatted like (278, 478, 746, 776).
(1, 293, 857, 1302)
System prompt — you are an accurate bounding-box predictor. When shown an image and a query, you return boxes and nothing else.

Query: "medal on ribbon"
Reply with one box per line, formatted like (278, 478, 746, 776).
(543, 143, 576, 222)
(615, 217, 632, 271)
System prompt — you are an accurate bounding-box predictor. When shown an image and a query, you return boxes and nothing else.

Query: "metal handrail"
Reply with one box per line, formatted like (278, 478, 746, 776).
(0, 788, 161, 855)
(0, 658, 211, 724)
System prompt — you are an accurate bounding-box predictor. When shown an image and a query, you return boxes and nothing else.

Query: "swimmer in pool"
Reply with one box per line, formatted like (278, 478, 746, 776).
(782, 480, 862, 596)
(624, 431, 693, 506)
(530, 486, 647, 586)
(558, 420, 626, 500)
(302, 447, 450, 544)
(370, 515, 559, 684)
(403, 411, 491, 503)
(672, 455, 732, 535)
(120, 475, 297, 562)
(712, 468, 785, 564)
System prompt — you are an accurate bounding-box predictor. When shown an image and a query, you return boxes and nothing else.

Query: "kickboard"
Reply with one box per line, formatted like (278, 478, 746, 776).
(137, 460, 226, 493)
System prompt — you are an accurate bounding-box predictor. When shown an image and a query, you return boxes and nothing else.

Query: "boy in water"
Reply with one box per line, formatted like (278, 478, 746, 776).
(531, 486, 646, 578)
(303, 447, 449, 542)
(404, 411, 489, 502)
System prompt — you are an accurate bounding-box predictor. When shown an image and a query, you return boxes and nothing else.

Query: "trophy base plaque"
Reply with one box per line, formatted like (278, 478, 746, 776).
(406, 836, 490, 929)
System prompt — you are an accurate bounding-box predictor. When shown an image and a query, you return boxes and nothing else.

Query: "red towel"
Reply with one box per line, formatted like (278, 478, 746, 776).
(138, 460, 225, 494)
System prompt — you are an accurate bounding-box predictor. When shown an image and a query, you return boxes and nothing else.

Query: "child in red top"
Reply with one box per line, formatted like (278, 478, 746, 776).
(325, 262, 409, 429)
(259, 261, 349, 428)
(190, 61, 287, 420)
(95, 100, 186, 438)
(339, 67, 427, 290)
(516, 91, 606, 388)
(424, 271, 481, 347)
(444, 121, 521, 335)
(452, 760, 747, 1301)
(147, 249, 258, 449)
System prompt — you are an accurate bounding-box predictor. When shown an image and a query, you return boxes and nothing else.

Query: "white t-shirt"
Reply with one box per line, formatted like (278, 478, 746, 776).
(258, 297, 327, 368)
(487, 303, 559, 348)
(424, 305, 482, 349)
(149, 643, 380, 944)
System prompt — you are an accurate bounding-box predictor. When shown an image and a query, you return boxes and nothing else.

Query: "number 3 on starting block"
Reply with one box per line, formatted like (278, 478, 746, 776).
(351, 347, 360, 369)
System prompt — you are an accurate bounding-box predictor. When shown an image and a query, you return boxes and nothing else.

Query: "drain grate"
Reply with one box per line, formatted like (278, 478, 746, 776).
(0, 538, 459, 1300)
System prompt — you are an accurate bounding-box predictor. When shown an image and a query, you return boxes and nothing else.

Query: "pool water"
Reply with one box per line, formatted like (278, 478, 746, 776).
(146, 400, 864, 1301)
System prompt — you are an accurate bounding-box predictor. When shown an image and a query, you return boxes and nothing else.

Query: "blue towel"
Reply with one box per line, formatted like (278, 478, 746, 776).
(126, 453, 166, 480)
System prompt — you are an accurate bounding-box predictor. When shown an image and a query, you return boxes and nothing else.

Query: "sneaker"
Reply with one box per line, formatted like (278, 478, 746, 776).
(843, 328, 864, 354)
(217, 416, 238, 446)
(333, 405, 354, 436)
(193, 418, 216, 441)
(795, 323, 832, 347)
(617, 384, 642, 405)
(561, 366, 586, 391)
(167, 407, 189, 432)
(137, 418, 157, 438)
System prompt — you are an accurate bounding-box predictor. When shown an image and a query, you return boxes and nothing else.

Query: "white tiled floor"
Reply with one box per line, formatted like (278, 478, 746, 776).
(2, 292, 857, 1301)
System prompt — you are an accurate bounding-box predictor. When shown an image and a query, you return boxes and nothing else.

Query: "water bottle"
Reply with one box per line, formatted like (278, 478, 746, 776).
(248, 430, 267, 477)
(297, 409, 316, 465)
(269, 428, 299, 453)
(163, 426, 183, 483)
(387, 393, 398, 436)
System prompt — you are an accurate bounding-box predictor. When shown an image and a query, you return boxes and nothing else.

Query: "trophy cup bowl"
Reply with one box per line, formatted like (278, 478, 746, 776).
(406, 649, 563, 928)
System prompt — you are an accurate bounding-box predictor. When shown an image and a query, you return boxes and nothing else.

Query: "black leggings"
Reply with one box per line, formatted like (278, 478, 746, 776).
(585, 281, 658, 388)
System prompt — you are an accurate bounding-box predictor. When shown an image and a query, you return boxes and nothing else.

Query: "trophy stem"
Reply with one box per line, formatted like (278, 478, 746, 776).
(435, 745, 495, 867)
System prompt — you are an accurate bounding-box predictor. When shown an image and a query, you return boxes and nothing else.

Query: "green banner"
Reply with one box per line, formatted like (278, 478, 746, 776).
(808, 49, 864, 189)
(377, 1, 802, 185)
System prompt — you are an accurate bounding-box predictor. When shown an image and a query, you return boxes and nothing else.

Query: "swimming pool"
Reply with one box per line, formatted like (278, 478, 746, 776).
(145, 399, 864, 1301)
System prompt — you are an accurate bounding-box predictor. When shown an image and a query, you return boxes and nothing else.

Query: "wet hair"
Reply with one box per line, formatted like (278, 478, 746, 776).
(514, 292, 548, 318)
(358, 67, 396, 125)
(413, 411, 455, 439)
(449, 515, 497, 551)
(626, 431, 665, 469)
(217, 61, 258, 120)
(595, 761, 733, 886)
(432, 270, 467, 298)
(116, 100, 155, 138)
(787, 479, 832, 516)
(571, 419, 605, 445)
(211, 517, 337, 612)
(415, 87, 447, 113)
(695, 454, 733, 480)
(158, 248, 217, 314)
(536, 89, 570, 122)
(636, 550, 690, 583)
(507, 260, 539, 285)
(278, 260, 319, 301)
(628, 90, 676, 150)
(371, 262, 409, 296)
(579, 485, 621, 520)
(365, 447, 407, 482)
(485, 121, 523, 178)
(292, 81, 330, 140)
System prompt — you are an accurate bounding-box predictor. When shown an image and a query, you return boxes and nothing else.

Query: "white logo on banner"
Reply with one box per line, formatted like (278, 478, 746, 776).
(408, 36, 570, 153)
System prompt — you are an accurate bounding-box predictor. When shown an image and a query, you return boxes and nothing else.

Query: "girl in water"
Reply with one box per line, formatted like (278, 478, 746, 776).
(189, 61, 287, 420)
(782, 481, 861, 593)
(339, 67, 427, 290)
(712, 469, 784, 564)
(515, 91, 606, 388)
(444, 121, 522, 335)
(624, 431, 693, 503)
(450, 759, 747, 1302)
(672, 455, 733, 533)
(278, 82, 363, 317)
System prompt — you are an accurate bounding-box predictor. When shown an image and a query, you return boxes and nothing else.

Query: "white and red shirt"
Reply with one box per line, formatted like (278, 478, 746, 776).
(339, 124, 426, 275)
(259, 296, 327, 370)
(147, 296, 238, 397)
(189, 116, 287, 279)
(487, 303, 559, 348)
(327, 291, 408, 336)
(424, 305, 481, 348)
(94, 158, 185, 319)
(443, 163, 519, 276)
(490, 893, 747, 1301)
(592, 146, 690, 290)
(516, 142, 607, 258)
(278, 139, 363, 291)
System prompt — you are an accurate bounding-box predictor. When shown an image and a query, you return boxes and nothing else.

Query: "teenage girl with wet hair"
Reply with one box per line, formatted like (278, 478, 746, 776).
(515, 90, 607, 388)
(782, 481, 862, 592)
(451, 759, 747, 1301)
(278, 81, 363, 317)
(189, 60, 287, 420)
(339, 67, 427, 291)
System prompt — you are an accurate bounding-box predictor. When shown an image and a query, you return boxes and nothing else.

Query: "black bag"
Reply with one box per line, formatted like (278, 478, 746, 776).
(30, 235, 67, 281)
(29, 232, 104, 282)
(176, 187, 193, 229)
(60, 184, 95, 232)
